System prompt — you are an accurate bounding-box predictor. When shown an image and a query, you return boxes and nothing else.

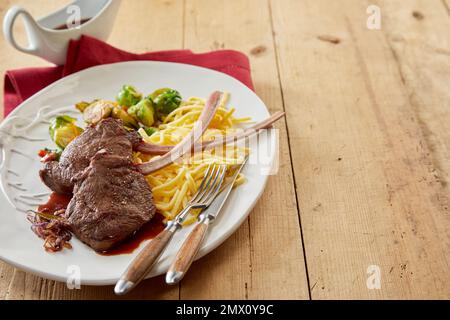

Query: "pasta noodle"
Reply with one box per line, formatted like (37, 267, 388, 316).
(133, 93, 250, 225)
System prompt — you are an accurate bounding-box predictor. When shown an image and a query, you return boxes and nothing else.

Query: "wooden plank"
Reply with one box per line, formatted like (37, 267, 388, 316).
(180, 0, 309, 299)
(108, 0, 184, 52)
(379, 0, 450, 201)
(271, 0, 450, 299)
(0, 0, 182, 300)
(444, 1, 450, 14)
(3, 0, 448, 300)
(375, 0, 450, 297)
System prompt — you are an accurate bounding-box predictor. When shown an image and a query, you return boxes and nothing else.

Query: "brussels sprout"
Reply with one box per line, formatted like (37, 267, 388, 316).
(116, 85, 142, 107)
(127, 98, 156, 127)
(49, 115, 83, 149)
(143, 126, 157, 136)
(82, 100, 113, 124)
(112, 105, 139, 128)
(149, 88, 181, 117)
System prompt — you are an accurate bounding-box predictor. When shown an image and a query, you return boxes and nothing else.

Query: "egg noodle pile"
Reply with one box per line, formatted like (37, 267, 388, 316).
(132, 93, 251, 224)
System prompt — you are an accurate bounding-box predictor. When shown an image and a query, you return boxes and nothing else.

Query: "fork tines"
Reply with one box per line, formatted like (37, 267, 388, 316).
(191, 164, 227, 207)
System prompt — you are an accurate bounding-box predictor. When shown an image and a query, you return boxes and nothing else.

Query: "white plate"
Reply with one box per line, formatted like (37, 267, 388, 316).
(0, 61, 276, 285)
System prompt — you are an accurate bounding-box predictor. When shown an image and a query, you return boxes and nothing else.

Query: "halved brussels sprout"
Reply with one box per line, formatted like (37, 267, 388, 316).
(49, 115, 83, 149)
(149, 88, 182, 118)
(127, 98, 156, 127)
(82, 100, 114, 124)
(112, 105, 139, 128)
(116, 85, 142, 107)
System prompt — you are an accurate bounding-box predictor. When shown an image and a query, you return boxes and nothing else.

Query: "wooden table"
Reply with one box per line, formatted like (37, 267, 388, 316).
(1, 0, 449, 300)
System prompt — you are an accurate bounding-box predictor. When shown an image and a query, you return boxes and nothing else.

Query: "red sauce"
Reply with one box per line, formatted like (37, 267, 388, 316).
(99, 213, 165, 256)
(37, 192, 71, 214)
(36, 193, 165, 256)
(54, 18, 91, 30)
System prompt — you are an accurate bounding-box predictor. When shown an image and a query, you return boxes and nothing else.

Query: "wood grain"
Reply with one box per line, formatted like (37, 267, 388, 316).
(181, 0, 309, 300)
(167, 220, 210, 283)
(1, 0, 449, 299)
(120, 228, 175, 289)
(0, 0, 182, 300)
(271, 0, 450, 298)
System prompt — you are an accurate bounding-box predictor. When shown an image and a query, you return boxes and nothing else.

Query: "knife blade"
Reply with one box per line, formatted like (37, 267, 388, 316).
(201, 156, 248, 220)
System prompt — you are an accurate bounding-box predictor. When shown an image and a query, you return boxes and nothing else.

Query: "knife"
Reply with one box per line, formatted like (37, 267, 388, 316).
(165, 157, 248, 285)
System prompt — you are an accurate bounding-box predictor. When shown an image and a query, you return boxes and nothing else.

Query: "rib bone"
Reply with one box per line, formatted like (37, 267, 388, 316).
(135, 111, 285, 155)
(136, 91, 223, 175)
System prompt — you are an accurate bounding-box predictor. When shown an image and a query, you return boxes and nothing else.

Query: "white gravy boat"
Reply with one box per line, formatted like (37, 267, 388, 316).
(3, 0, 121, 65)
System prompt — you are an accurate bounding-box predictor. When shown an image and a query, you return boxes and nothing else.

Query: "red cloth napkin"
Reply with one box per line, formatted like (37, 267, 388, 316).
(4, 35, 254, 116)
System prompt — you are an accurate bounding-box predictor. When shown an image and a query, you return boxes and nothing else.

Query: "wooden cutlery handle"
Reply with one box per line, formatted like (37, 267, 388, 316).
(166, 219, 210, 284)
(115, 227, 175, 294)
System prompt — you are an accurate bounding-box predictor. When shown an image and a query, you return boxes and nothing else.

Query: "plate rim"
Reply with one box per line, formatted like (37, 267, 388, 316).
(0, 60, 276, 285)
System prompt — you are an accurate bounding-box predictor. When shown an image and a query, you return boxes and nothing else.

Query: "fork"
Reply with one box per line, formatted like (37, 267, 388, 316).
(114, 163, 227, 295)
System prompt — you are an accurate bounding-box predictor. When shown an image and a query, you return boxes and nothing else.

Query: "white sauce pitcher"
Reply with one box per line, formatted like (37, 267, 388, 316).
(3, 0, 121, 65)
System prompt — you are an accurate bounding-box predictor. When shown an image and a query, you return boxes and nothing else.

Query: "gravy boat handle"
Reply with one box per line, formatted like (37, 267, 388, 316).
(3, 6, 39, 54)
